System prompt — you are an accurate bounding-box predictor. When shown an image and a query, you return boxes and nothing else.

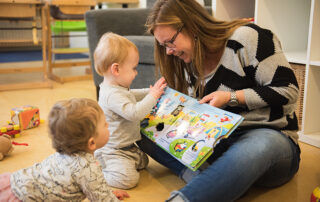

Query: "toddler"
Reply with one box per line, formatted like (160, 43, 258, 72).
(93, 32, 166, 189)
(0, 98, 129, 201)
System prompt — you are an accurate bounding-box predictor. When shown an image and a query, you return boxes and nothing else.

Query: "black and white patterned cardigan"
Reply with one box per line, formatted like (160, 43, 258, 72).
(190, 24, 299, 143)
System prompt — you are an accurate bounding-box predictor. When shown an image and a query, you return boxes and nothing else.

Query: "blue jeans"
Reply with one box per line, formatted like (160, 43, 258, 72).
(137, 128, 300, 202)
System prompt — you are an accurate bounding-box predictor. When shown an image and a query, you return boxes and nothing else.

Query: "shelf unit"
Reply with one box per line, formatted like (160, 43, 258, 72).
(300, 0, 320, 148)
(212, 0, 320, 148)
(255, 0, 310, 65)
(0, 0, 52, 91)
(46, 0, 94, 83)
(212, 0, 255, 21)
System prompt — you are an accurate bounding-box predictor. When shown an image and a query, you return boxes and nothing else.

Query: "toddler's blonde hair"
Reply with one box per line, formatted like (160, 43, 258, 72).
(94, 32, 138, 76)
(48, 98, 104, 155)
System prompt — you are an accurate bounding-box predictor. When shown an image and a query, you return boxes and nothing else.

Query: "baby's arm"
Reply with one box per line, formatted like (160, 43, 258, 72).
(109, 78, 166, 121)
(130, 77, 167, 101)
(130, 88, 149, 101)
(77, 158, 129, 201)
(149, 77, 167, 100)
(113, 190, 130, 200)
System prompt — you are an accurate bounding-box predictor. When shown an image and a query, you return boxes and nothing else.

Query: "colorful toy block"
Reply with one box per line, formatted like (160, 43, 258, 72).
(11, 105, 40, 130)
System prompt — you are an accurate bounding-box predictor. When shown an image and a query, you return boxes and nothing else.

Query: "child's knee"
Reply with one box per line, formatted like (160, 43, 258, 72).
(105, 171, 140, 189)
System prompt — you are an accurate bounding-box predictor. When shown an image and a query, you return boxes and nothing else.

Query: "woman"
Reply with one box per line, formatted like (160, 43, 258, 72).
(136, 0, 301, 201)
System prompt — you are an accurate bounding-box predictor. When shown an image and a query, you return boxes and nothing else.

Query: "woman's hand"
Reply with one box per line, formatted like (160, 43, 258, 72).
(149, 77, 167, 99)
(199, 91, 230, 108)
(112, 189, 130, 200)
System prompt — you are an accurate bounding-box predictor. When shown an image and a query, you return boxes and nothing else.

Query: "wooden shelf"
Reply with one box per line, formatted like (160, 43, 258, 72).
(52, 47, 89, 54)
(0, 0, 52, 91)
(51, 60, 90, 68)
(0, 39, 42, 43)
(0, 79, 52, 91)
(96, 0, 138, 3)
(0, 67, 44, 74)
(49, 0, 95, 6)
(46, 2, 92, 84)
(0, 0, 42, 4)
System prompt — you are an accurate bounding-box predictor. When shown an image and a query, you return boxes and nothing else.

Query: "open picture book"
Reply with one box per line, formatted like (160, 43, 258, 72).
(140, 87, 244, 171)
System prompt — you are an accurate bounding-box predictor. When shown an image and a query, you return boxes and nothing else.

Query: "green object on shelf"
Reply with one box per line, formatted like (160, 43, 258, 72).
(51, 21, 87, 33)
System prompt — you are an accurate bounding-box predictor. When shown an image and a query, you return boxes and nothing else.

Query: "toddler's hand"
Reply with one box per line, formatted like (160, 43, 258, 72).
(149, 77, 167, 99)
(112, 190, 130, 200)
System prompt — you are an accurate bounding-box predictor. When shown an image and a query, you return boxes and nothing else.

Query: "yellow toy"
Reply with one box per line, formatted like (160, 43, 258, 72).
(0, 124, 21, 138)
(311, 186, 320, 202)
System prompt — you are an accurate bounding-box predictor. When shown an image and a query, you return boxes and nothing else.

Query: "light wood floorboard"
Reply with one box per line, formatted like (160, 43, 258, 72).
(0, 62, 319, 202)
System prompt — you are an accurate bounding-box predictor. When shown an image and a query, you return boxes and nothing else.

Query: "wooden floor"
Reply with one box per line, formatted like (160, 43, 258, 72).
(0, 62, 319, 202)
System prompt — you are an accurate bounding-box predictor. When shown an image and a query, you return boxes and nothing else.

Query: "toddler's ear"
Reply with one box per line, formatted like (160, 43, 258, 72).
(88, 137, 97, 152)
(110, 63, 120, 76)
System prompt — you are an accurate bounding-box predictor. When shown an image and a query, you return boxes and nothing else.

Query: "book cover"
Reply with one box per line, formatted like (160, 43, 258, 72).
(140, 87, 244, 171)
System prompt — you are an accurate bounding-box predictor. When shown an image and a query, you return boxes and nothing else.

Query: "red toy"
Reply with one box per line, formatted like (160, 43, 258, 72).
(12, 141, 29, 146)
(0, 123, 21, 138)
(311, 186, 320, 202)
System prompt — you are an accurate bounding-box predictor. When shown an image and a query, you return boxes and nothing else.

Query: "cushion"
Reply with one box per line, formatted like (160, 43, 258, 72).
(125, 35, 155, 65)
(131, 64, 156, 89)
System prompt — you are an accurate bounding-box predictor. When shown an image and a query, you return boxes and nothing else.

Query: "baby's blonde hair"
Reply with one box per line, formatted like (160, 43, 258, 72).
(94, 32, 138, 76)
(48, 98, 104, 155)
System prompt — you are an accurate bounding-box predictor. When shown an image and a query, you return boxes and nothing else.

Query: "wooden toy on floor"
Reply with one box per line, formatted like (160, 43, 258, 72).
(0, 123, 21, 138)
(311, 186, 320, 202)
(0, 134, 13, 160)
(11, 105, 40, 130)
(0, 134, 29, 161)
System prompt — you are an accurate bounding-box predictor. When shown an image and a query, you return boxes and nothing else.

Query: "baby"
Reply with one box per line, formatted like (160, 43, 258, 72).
(0, 98, 129, 201)
(94, 32, 166, 189)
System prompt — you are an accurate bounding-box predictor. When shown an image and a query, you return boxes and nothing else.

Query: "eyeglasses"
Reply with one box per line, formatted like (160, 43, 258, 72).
(160, 25, 183, 48)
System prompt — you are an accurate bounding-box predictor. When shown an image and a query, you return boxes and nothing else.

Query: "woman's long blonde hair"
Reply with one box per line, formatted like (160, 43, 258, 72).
(146, 0, 248, 97)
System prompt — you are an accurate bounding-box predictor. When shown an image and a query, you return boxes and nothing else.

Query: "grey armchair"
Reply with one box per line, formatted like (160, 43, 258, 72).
(85, 8, 156, 100)
(85, 5, 212, 100)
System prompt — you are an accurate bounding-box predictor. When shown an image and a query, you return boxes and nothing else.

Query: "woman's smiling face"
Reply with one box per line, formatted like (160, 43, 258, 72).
(153, 25, 194, 63)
